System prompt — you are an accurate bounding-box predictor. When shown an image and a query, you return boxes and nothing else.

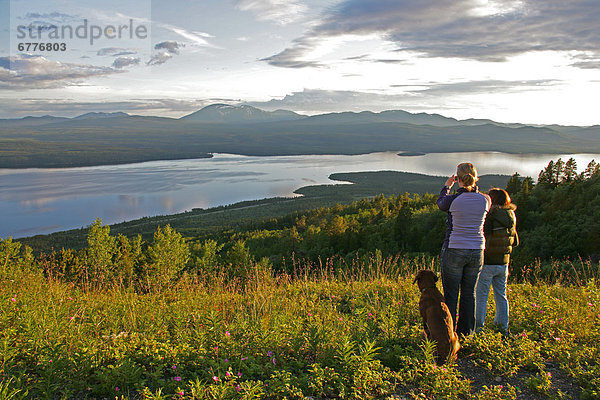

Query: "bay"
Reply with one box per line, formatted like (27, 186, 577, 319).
(1, 151, 598, 239)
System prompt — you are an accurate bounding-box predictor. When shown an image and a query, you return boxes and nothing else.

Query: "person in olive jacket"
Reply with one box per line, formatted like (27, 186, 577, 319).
(475, 188, 519, 335)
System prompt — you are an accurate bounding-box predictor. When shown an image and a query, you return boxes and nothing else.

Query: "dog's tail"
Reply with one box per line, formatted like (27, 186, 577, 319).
(450, 332, 461, 360)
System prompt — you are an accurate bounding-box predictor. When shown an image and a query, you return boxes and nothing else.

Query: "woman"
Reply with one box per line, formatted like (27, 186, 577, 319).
(475, 188, 518, 335)
(437, 163, 491, 336)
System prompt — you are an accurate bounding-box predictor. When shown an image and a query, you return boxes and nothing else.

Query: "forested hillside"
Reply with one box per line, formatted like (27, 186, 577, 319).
(10, 158, 600, 287)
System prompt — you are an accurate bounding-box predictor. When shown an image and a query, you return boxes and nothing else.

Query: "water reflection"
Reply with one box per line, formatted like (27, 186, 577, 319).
(1, 151, 599, 238)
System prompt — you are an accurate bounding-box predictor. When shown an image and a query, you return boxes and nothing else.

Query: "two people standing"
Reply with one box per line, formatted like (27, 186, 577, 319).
(437, 163, 518, 336)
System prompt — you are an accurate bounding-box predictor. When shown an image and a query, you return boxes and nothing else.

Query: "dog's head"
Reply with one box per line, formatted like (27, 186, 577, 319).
(413, 269, 438, 291)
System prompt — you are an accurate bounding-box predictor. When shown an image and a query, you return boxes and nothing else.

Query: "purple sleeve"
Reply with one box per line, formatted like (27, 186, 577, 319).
(437, 186, 454, 211)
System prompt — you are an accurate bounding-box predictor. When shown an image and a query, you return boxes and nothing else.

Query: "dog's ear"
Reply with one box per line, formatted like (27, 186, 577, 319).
(413, 270, 422, 284)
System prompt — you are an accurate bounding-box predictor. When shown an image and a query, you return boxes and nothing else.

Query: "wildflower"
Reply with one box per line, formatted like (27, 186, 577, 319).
(225, 358, 229, 362)
(213, 346, 218, 351)
(499, 385, 503, 389)
(308, 313, 312, 316)
(547, 372, 552, 378)
(241, 357, 248, 361)
(225, 331, 231, 337)
(236, 385, 241, 392)
(172, 365, 177, 370)
(212, 376, 219, 382)
(68, 297, 73, 300)
(267, 351, 273, 357)
(588, 302, 594, 307)
(368, 313, 373, 317)
(174, 376, 182, 382)
(226, 371, 232, 377)
(238, 372, 242, 377)
(178, 391, 184, 396)
(338, 317, 343, 321)
(272, 358, 276, 365)
(115, 387, 119, 392)
(70, 316, 75, 321)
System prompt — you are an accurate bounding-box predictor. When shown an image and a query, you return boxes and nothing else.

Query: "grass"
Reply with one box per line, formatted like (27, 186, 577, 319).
(1, 255, 599, 399)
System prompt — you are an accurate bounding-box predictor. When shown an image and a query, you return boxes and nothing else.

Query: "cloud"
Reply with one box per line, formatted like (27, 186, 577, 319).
(569, 53, 600, 69)
(146, 41, 186, 65)
(0, 55, 122, 90)
(264, 0, 600, 67)
(154, 41, 181, 54)
(157, 23, 218, 48)
(23, 12, 76, 23)
(97, 47, 137, 57)
(147, 51, 173, 66)
(394, 79, 560, 96)
(0, 98, 236, 118)
(112, 57, 140, 69)
(235, 0, 308, 25)
(246, 88, 410, 114)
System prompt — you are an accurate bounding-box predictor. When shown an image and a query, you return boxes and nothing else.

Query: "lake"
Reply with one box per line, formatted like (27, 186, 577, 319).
(1, 151, 599, 239)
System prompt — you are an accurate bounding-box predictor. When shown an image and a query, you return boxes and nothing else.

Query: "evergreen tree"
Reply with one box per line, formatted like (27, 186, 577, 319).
(538, 160, 554, 185)
(562, 157, 577, 182)
(581, 160, 600, 180)
(553, 158, 565, 184)
(505, 172, 522, 195)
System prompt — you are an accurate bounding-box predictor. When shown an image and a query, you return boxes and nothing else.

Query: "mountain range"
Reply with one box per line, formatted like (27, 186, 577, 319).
(1, 104, 598, 168)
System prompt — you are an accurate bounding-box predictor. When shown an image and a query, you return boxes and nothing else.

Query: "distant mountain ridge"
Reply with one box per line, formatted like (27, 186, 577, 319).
(180, 104, 304, 123)
(2, 103, 599, 169)
(1, 104, 591, 129)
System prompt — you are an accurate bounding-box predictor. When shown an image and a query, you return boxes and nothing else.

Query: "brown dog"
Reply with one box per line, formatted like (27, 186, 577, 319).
(413, 269, 460, 364)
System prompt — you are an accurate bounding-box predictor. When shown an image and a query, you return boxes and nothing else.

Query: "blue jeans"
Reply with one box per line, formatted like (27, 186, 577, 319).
(475, 264, 509, 334)
(440, 247, 483, 336)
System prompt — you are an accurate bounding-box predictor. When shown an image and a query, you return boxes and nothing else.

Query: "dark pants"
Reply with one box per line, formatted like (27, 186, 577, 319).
(440, 247, 483, 336)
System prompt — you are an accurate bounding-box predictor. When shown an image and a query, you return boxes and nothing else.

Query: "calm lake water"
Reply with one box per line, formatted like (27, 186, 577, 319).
(1, 151, 599, 239)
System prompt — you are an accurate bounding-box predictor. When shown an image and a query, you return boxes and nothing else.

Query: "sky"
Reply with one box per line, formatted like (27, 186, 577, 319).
(1, 0, 600, 125)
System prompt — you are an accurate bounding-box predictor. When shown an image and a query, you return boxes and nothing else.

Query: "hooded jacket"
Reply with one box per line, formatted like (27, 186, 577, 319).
(483, 205, 519, 265)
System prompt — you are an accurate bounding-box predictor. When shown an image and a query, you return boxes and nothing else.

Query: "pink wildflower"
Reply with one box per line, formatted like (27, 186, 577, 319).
(272, 358, 276, 365)
(238, 372, 242, 377)
(212, 376, 219, 382)
(241, 357, 248, 361)
(226, 371, 232, 377)
(174, 376, 181, 382)
(178, 391, 184, 396)
(225, 331, 231, 337)
(70, 316, 75, 321)
(172, 365, 177, 370)
(115, 387, 119, 392)
(236, 385, 241, 392)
